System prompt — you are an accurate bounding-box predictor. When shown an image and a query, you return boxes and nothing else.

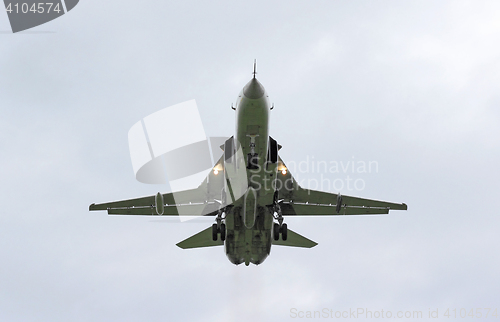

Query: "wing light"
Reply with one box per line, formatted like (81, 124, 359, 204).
(278, 161, 287, 175)
(213, 163, 223, 175)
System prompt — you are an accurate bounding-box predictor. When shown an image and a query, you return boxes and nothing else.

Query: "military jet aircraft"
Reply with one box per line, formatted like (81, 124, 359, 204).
(89, 63, 407, 266)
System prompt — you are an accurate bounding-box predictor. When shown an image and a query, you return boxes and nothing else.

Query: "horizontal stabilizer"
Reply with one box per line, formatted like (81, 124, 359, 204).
(176, 226, 224, 249)
(272, 229, 317, 248)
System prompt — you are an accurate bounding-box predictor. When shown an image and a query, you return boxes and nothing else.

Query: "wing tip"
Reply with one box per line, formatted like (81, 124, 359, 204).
(89, 203, 108, 211)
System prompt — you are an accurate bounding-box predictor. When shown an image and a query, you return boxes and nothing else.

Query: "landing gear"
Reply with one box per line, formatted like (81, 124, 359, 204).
(273, 223, 280, 241)
(220, 223, 226, 241)
(212, 189, 227, 242)
(281, 223, 287, 241)
(272, 190, 288, 241)
(212, 223, 218, 241)
(273, 222, 287, 241)
(273, 190, 284, 226)
(212, 222, 226, 241)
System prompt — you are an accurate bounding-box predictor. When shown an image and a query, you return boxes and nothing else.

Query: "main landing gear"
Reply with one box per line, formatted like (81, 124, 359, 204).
(272, 190, 287, 241)
(212, 222, 226, 241)
(212, 207, 226, 241)
(213, 189, 227, 242)
(273, 222, 287, 241)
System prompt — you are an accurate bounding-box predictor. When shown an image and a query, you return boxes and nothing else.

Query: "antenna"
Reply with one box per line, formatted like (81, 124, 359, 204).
(252, 59, 257, 78)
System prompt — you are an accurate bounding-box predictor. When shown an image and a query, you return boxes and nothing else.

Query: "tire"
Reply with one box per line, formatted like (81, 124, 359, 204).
(220, 223, 226, 241)
(281, 223, 288, 241)
(212, 223, 218, 241)
(273, 223, 280, 241)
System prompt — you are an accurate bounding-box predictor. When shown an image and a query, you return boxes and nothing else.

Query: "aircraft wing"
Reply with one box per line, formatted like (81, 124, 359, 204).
(89, 154, 225, 216)
(275, 157, 407, 216)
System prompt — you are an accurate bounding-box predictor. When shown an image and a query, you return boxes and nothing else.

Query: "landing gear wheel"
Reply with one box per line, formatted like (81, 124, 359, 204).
(212, 223, 218, 241)
(281, 223, 288, 241)
(273, 223, 280, 241)
(220, 223, 226, 241)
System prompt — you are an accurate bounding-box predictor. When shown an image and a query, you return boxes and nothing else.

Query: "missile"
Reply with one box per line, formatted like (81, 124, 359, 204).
(155, 192, 164, 216)
(336, 194, 343, 214)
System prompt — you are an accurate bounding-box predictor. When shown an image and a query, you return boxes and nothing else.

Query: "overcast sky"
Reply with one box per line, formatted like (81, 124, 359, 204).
(1, 1, 499, 321)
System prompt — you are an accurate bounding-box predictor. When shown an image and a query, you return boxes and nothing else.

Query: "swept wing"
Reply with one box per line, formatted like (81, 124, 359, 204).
(89, 155, 225, 216)
(275, 157, 407, 216)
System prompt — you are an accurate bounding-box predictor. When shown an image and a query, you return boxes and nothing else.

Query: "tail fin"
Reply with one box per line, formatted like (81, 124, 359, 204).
(176, 226, 223, 249)
(273, 229, 317, 248)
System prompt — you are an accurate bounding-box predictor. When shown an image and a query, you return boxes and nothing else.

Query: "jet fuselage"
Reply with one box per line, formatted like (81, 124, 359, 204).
(224, 77, 276, 265)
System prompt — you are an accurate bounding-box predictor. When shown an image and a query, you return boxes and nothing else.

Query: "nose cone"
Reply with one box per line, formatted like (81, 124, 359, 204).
(243, 78, 265, 99)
